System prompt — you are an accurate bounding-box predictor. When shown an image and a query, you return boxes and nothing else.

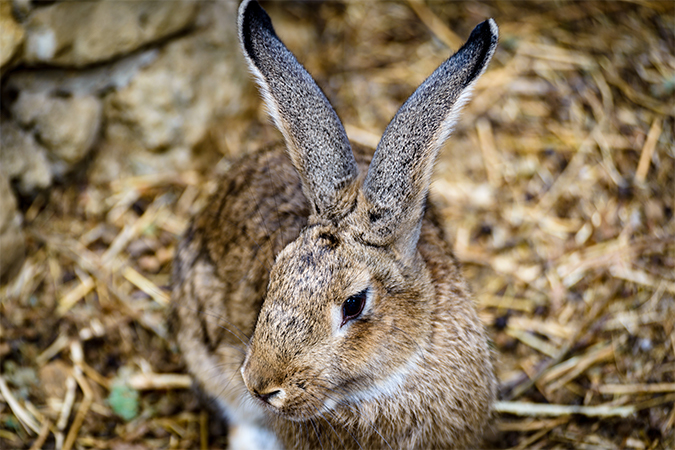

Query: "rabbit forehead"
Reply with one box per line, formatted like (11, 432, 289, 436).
(253, 228, 368, 348)
(267, 228, 367, 308)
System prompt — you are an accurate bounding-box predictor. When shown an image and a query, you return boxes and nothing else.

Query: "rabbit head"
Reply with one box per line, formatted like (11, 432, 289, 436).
(238, 0, 498, 421)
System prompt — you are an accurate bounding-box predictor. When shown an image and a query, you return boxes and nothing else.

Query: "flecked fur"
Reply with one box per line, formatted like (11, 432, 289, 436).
(171, 1, 499, 448)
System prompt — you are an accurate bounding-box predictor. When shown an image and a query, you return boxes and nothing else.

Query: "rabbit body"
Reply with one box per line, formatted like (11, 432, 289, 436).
(171, 1, 499, 448)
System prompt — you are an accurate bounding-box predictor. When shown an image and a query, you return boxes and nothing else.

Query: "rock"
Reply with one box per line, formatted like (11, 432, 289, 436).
(3, 0, 251, 189)
(89, 0, 251, 183)
(13, 92, 103, 165)
(4, 50, 159, 98)
(23, 0, 199, 67)
(0, 171, 25, 283)
(0, 1, 25, 69)
(104, 36, 245, 152)
(3, 51, 157, 191)
(0, 120, 52, 196)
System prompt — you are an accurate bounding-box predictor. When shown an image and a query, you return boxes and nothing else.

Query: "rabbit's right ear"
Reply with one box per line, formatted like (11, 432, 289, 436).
(238, 0, 358, 220)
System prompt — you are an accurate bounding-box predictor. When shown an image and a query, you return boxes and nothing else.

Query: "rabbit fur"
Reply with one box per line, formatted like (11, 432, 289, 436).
(171, 1, 499, 448)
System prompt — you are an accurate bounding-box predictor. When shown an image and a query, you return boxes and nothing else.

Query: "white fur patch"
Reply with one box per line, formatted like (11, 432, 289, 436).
(229, 423, 282, 450)
(343, 352, 423, 406)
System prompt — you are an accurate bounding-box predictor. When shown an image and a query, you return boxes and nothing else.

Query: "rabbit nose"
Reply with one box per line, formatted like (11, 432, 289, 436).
(254, 388, 282, 404)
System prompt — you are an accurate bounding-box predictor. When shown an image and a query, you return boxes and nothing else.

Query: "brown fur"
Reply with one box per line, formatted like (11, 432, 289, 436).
(171, 144, 496, 449)
(171, 1, 498, 448)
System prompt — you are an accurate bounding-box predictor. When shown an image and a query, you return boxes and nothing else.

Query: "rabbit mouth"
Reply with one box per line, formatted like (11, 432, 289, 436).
(245, 375, 345, 422)
(255, 389, 334, 422)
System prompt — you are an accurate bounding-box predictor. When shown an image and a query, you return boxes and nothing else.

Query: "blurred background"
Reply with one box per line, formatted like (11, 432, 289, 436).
(1, 1, 673, 448)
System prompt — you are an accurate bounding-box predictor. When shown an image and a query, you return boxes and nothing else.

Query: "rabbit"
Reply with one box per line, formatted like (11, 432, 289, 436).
(170, 0, 499, 448)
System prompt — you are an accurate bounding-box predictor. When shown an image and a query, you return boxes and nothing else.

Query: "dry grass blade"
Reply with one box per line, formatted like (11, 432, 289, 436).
(27, 420, 51, 450)
(494, 401, 636, 418)
(57, 277, 95, 316)
(406, 0, 463, 50)
(547, 344, 616, 391)
(127, 373, 192, 391)
(0, 376, 41, 434)
(62, 368, 93, 450)
(122, 266, 170, 307)
(634, 117, 662, 184)
(505, 284, 621, 400)
(598, 383, 675, 395)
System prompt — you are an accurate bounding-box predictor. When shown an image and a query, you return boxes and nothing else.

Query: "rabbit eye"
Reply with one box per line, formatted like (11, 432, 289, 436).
(341, 289, 367, 326)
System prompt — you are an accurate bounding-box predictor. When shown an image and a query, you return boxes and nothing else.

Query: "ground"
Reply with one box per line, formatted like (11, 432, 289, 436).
(1, 1, 674, 449)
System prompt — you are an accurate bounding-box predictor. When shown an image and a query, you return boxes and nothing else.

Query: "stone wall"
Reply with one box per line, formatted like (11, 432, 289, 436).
(0, 0, 250, 281)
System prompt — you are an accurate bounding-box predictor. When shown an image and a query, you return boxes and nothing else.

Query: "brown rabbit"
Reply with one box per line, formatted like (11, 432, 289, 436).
(171, 1, 499, 448)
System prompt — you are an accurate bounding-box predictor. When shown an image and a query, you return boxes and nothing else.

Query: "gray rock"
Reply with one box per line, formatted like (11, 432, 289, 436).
(3, 50, 157, 191)
(104, 36, 245, 152)
(13, 92, 103, 164)
(5, 50, 159, 97)
(0, 1, 25, 70)
(0, 120, 52, 196)
(3, 0, 250, 189)
(90, 0, 250, 182)
(23, 0, 199, 67)
(0, 171, 26, 283)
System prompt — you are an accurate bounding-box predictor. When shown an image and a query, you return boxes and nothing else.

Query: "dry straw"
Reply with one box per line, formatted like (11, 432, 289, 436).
(1, 1, 673, 448)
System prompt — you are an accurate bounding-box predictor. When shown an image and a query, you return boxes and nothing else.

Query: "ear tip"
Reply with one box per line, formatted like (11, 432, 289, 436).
(238, 0, 272, 35)
(238, 0, 253, 27)
(486, 18, 499, 40)
(471, 18, 499, 46)
(238, 0, 277, 62)
(238, 0, 258, 18)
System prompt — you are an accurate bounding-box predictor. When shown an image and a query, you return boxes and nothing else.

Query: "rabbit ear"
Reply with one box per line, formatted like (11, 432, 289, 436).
(238, 0, 358, 219)
(361, 19, 498, 259)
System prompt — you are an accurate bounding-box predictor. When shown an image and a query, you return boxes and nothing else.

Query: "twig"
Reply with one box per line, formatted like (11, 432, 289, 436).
(0, 375, 41, 434)
(494, 401, 635, 418)
(62, 367, 93, 450)
(635, 117, 662, 184)
(28, 419, 52, 450)
(127, 373, 193, 390)
(597, 383, 675, 395)
(56, 375, 77, 432)
(503, 283, 620, 400)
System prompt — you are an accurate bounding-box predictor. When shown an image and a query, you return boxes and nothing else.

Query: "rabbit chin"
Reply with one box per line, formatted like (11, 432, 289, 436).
(301, 351, 422, 420)
(256, 355, 418, 422)
(341, 351, 422, 406)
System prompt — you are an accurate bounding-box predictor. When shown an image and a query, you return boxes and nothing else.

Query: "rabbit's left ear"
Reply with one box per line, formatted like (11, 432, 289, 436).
(238, 0, 358, 220)
(360, 19, 498, 260)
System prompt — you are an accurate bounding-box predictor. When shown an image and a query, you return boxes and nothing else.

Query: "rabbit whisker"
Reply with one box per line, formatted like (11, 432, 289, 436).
(317, 390, 392, 450)
(179, 304, 250, 351)
(308, 403, 343, 450)
(305, 391, 364, 450)
(300, 378, 392, 450)
(309, 416, 325, 450)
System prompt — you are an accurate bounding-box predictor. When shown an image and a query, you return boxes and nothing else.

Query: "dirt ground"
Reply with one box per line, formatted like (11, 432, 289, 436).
(1, 1, 674, 449)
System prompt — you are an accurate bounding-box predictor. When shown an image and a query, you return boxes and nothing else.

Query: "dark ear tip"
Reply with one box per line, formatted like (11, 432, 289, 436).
(238, 0, 260, 20)
(238, 0, 276, 61)
(238, 0, 273, 35)
(470, 18, 499, 47)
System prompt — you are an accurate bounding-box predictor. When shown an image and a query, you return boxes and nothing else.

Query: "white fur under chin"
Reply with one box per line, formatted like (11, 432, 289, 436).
(229, 423, 282, 450)
(341, 351, 422, 407)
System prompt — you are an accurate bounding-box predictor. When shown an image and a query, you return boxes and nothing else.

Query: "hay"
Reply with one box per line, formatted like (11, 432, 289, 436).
(1, 1, 673, 448)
